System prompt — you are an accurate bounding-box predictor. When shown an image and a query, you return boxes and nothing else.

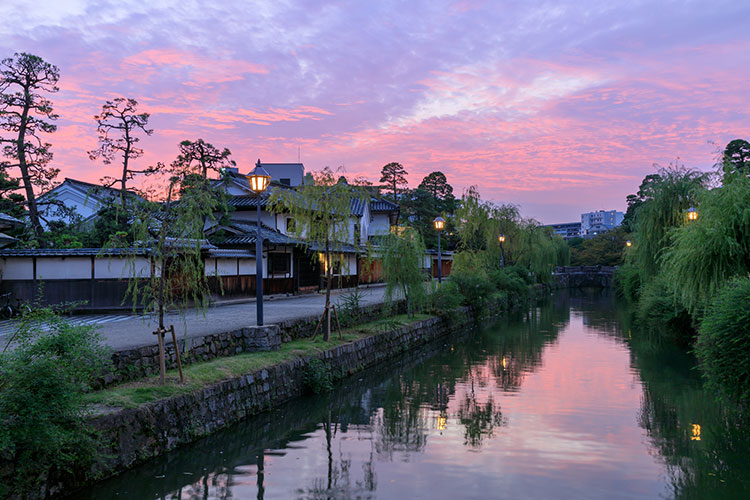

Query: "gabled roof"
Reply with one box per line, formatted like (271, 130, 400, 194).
(42, 178, 145, 204)
(209, 220, 300, 246)
(0, 212, 23, 230)
(370, 198, 399, 213)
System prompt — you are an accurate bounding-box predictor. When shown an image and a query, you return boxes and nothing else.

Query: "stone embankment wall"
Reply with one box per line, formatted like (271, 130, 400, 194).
(100, 301, 401, 389)
(552, 265, 615, 289)
(28, 306, 471, 498)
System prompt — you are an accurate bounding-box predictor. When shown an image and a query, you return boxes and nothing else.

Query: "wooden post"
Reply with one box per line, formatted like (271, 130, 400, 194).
(311, 307, 327, 341)
(170, 325, 184, 383)
(155, 328, 166, 386)
(332, 304, 343, 340)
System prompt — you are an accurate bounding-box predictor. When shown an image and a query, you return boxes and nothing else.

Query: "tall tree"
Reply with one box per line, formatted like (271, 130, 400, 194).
(418, 171, 455, 211)
(88, 97, 154, 209)
(172, 138, 233, 179)
(269, 168, 368, 341)
(379, 162, 408, 201)
(0, 53, 60, 237)
(721, 138, 750, 178)
(0, 170, 25, 220)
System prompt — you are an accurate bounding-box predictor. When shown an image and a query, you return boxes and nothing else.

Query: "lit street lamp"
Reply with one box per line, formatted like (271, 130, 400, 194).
(626, 240, 632, 247)
(687, 207, 698, 221)
(248, 159, 271, 326)
(498, 234, 506, 269)
(433, 216, 445, 284)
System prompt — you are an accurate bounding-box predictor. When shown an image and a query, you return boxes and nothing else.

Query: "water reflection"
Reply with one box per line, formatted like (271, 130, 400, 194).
(82, 290, 750, 499)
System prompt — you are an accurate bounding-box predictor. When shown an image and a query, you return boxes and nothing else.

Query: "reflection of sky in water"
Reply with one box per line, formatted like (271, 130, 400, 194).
(88, 296, 718, 500)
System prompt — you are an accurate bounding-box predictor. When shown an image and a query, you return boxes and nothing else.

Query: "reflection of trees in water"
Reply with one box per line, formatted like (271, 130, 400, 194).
(632, 336, 750, 499)
(297, 411, 377, 500)
(457, 374, 506, 447)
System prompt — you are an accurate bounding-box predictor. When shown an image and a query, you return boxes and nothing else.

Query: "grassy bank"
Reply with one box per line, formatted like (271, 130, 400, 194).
(85, 313, 431, 409)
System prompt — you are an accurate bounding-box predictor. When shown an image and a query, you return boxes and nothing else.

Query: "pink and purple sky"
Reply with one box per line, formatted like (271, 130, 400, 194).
(2, 1, 749, 223)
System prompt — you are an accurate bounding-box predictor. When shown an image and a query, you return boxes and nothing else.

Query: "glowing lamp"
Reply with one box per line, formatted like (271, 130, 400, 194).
(687, 207, 698, 221)
(433, 216, 445, 231)
(498, 234, 506, 243)
(626, 240, 632, 247)
(248, 159, 271, 194)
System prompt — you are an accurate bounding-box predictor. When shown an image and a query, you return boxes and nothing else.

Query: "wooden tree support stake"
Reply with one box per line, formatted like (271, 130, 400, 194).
(153, 327, 166, 386)
(332, 304, 343, 340)
(169, 325, 185, 383)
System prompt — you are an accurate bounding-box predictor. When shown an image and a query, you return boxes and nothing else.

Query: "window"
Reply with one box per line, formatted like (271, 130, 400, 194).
(280, 178, 291, 186)
(269, 253, 290, 275)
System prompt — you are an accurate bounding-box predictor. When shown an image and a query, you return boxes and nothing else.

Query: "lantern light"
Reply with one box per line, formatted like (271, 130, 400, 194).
(626, 240, 632, 247)
(498, 234, 506, 243)
(433, 216, 445, 231)
(687, 207, 698, 221)
(248, 159, 271, 194)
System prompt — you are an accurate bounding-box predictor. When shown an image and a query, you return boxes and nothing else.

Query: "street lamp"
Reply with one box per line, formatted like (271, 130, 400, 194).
(687, 207, 698, 221)
(433, 217, 445, 284)
(248, 159, 271, 326)
(498, 234, 506, 269)
(626, 240, 632, 247)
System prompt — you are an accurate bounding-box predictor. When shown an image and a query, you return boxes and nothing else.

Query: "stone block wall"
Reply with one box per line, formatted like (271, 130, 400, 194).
(44, 308, 474, 498)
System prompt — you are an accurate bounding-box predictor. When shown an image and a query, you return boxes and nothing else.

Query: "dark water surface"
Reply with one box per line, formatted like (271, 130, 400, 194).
(82, 290, 750, 499)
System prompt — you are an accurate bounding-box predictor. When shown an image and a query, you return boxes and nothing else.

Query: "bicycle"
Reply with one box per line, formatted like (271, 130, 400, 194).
(0, 292, 31, 320)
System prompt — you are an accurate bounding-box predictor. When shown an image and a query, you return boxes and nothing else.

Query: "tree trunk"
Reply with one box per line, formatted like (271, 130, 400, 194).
(324, 233, 331, 341)
(17, 87, 43, 237)
(121, 125, 131, 210)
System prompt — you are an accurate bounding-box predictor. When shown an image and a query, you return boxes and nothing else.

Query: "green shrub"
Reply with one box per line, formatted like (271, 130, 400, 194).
(504, 264, 533, 285)
(429, 281, 463, 324)
(636, 276, 693, 343)
(695, 278, 750, 406)
(613, 263, 641, 302)
(337, 288, 364, 327)
(489, 268, 528, 307)
(302, 358, 333, 395)
(449, 269, 496, 312)
(0, 308, 110, 497)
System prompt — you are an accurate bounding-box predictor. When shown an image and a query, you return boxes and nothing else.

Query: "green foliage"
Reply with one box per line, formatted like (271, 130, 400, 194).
(569, 227, 628, 266)
(721, 138, 750, 178)
(449, 269, 496, 312)
(337, 288, 364, 327)
(0, 308, 110, 496)
(635, 275, 693, 343)
(489, 268, 528, 307)
(381, 228, 428, 316)
(613, 262, 641, 302)
(630, 164, 708, 279)
(269, 168, 368, 340)
(302, 358, 333, 395)
(119, 173, 223, 329)
(695, 278, 750, 406)
(661, 173, 750, 314)
(429, 280, 463, 324)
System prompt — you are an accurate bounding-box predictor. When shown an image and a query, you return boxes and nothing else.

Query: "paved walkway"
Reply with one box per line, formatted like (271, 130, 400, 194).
(0, 285, 389, 351)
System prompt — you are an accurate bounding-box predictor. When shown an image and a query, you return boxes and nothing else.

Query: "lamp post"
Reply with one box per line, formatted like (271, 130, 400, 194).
(626, 240, 632, 247)
(498, 234, 506, 269)
(248, 159, 271, 326)
(433, 217, 445, 284)
(687, 207, 698, 222)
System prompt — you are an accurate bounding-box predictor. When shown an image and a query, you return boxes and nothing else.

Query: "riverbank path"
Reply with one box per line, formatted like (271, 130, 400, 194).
(0, 285, 389, 351)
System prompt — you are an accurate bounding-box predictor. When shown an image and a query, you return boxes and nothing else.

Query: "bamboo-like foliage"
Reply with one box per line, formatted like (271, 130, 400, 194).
(268, 168, 368, 340)
(630, 165, 709, 279)
(380, 227, 427, 316)
(661, 173, 750, 314)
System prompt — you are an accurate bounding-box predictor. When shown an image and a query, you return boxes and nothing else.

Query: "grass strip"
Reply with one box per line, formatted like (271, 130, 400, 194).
(85, 313, 432, 409)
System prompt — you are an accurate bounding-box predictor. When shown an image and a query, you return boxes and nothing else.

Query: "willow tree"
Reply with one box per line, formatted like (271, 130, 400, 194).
(115, 170, 223, 384)
(268, 168, 367, 341)
(661, 173, 750, 314)
(0, 53, 60, 237)
(630, 164, 709, 279)
(381, 227, 427, 317)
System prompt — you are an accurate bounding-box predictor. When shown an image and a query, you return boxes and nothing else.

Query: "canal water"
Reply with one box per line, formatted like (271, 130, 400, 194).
(82, 290, 750, 499)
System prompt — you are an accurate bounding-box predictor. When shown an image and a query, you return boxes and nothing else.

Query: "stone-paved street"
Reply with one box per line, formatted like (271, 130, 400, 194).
(0, 284, 388, 351)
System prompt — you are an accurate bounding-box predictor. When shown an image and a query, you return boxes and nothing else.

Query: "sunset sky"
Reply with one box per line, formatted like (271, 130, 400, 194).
(2, 0, 748, 223)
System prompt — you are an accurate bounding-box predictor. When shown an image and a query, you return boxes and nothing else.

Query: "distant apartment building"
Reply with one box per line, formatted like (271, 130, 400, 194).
(548, 222, 582, 240)
(581, 209, 624, 237)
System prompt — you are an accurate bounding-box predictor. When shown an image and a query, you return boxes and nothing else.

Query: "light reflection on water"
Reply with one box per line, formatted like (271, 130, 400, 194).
(81, 290, 750, 499)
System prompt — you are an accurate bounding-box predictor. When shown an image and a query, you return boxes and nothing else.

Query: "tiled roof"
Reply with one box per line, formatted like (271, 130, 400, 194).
(0, 212, 23, 229)
(61, 178, 144, 202)
(206, 248, 256, 258)
(370, 198, 399, 213)
(0, 248, 150, 257)
(216, 220, 301, 246)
